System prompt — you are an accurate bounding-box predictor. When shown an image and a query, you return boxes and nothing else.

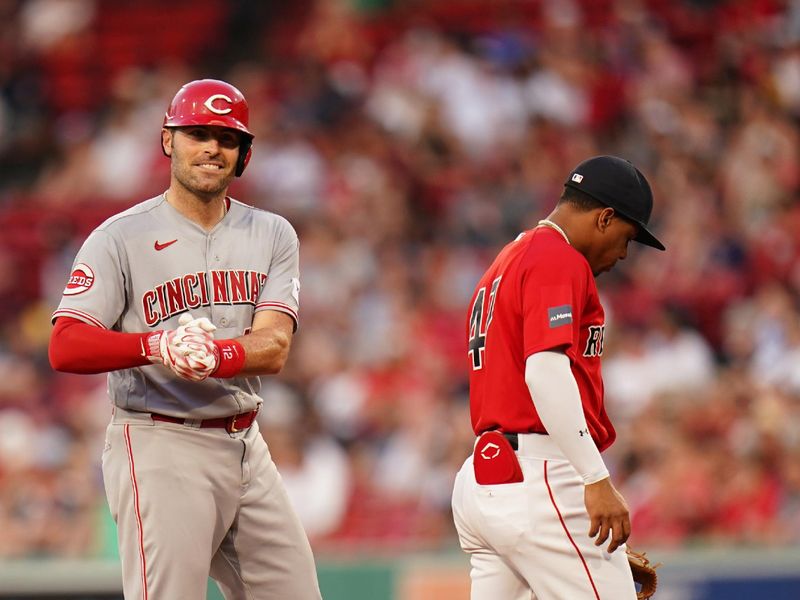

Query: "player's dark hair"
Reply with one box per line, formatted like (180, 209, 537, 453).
(558, 186, 606, 212)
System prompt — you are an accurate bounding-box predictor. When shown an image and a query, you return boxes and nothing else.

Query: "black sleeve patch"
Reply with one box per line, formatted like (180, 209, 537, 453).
(548, 305, 573, 328)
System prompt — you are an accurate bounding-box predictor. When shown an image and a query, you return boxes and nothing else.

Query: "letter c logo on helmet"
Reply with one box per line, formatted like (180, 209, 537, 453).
(162, 79, 254, 177)
(203, 94, 233, 115)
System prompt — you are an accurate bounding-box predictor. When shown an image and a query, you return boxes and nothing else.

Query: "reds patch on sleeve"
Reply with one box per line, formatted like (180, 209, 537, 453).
(63, 263, 95, 295)
(548, 304, 573, 328)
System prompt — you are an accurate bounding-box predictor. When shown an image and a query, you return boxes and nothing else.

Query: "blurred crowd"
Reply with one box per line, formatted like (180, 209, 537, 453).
(1, 0, 800, 558)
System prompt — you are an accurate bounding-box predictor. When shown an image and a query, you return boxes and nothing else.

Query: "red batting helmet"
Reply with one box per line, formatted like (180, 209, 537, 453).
(162, 79, 254, 177)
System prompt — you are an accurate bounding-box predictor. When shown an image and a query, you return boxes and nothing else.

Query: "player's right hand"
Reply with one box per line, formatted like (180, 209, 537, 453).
(166, 313, 220, 381)
(144, 313, 220, 382)
(584, 477, 631, 554)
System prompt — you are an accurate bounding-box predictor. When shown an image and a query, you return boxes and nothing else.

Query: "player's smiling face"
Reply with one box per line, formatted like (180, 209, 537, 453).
(164, 126, 240, 196)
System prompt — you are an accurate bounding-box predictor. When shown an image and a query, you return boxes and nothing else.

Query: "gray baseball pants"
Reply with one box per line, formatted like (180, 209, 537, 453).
(102, 407, 322, 599)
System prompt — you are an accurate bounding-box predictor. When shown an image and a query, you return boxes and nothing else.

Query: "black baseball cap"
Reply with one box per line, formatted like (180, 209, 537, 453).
(564, 155, 665, 251)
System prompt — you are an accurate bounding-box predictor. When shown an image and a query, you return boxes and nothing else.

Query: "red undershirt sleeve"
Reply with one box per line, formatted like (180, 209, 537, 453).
(49, 317, 152, 374)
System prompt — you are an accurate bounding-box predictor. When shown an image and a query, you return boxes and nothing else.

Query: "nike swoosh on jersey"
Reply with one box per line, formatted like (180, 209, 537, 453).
(154, 239, 178, 251)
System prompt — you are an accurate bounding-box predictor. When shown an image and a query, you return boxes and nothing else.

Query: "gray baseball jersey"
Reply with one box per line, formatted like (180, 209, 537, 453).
(53, 193, 301, 418)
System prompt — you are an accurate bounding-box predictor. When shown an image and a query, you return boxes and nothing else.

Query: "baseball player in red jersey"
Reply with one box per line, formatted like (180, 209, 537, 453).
(48, 80, 321, 599)
(452, 156, 665, 599)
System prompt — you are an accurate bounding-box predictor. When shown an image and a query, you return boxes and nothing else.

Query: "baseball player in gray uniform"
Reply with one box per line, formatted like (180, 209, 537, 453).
(48, 79, 322, 600)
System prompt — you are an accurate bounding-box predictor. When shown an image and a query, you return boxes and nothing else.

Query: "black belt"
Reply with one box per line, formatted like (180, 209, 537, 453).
(503, 432, 519, 450)
(500, 431, 547, 451)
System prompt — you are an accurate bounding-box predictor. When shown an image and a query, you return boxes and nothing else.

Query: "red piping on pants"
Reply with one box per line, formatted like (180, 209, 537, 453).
(124, 424, 149, 600)
(544, 460, 600, 599)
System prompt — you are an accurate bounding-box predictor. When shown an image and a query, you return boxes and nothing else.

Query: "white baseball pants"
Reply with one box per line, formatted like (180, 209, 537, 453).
(452, 433, 637, 600)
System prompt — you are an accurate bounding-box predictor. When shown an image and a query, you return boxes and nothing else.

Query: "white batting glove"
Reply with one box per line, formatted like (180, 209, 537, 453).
(162, 313, 220, 382)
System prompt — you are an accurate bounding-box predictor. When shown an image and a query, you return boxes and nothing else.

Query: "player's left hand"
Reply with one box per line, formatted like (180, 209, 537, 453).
(163, 313, 220, 382)
(584, 477, 631, 553)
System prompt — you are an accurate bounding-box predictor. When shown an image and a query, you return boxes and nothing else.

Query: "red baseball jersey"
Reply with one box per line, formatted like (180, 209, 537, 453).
(467, 226, 616, 451)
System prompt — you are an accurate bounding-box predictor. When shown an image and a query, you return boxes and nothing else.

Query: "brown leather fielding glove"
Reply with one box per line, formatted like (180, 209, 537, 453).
(627, 547, 661, 599)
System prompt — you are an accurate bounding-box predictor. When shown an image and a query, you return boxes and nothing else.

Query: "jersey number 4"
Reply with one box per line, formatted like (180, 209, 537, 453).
(468, 276, 502, 370)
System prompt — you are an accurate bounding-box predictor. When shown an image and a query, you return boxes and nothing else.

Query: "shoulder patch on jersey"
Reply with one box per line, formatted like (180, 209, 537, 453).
(548, 304, 573, 328)
(63, 263, 95, 296)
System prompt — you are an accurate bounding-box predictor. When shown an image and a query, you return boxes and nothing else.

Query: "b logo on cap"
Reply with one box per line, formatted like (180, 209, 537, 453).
(571, 173, 584, 183)
(204, 94, 233, 115)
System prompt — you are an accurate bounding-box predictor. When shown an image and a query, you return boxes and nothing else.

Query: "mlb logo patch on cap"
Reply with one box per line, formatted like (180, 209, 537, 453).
(571, 173, 584, 183)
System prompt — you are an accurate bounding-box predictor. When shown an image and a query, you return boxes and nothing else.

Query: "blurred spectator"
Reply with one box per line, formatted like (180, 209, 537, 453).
(1, 0, 800, 558)
(18, 0, 95, 54)
(259, 381, 352, 540)
(604, 306, 716, 419)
